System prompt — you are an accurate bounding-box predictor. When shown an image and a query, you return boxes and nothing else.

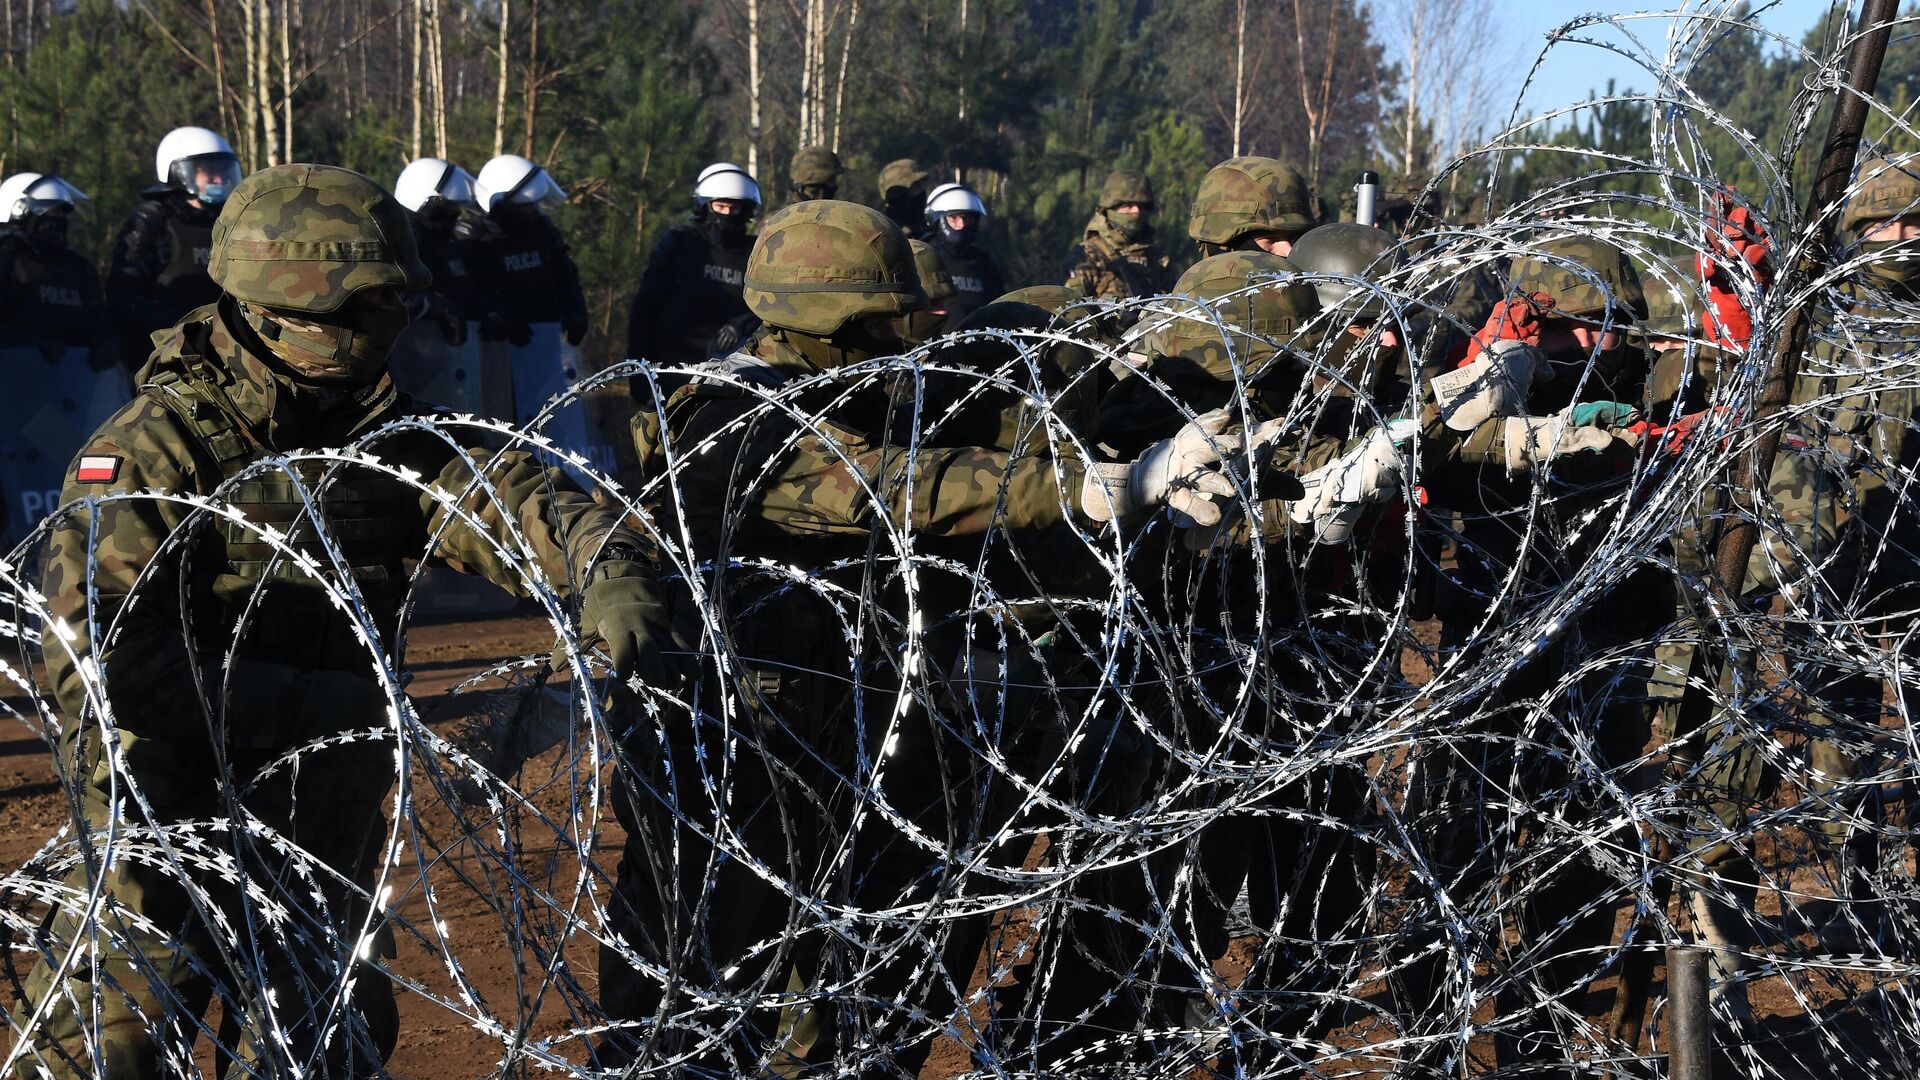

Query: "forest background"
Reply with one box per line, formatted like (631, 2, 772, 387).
(3, 0, 1917, 368)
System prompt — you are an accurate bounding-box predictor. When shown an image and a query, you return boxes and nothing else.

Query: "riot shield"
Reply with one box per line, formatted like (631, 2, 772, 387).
(500, 323, 620, 480)
(1, 346, 132, 547)
(387, 320, 514, 420)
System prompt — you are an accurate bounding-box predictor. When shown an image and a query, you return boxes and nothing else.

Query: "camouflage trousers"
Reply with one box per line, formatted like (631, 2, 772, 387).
(596, 604, 1001, 1076)
(1649, 446, 1872, 866)
(11, 724, 397, 1080)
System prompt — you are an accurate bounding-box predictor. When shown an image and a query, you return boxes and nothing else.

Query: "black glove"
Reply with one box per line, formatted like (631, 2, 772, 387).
(563, 316, 589, 348)
(581, 559, 673, 689)
(430, 294, 468, 347)
(36, 341, 64, 367)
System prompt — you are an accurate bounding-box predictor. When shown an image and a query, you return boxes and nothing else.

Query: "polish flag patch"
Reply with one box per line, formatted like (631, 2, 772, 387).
(75, 455, 121, 484)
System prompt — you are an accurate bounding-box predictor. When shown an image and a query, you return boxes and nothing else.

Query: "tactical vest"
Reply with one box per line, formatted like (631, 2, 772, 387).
(145, 369, 421, 643)
(1, 241, 100, 346)
(155, 208, 220, 319)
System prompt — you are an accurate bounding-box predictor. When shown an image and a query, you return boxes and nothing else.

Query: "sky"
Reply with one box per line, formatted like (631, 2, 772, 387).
(1488, 0, 1842, 117)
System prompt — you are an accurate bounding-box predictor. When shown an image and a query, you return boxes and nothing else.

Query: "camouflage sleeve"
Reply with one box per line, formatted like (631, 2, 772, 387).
(676, 397, 1075, 539)
(750, 426, 1073, 538)
(41, 397, 207, 731)
(420, 445, 648, 597)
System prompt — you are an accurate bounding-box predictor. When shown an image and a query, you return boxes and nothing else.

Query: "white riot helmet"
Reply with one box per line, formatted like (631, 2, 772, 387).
(926, 181, 987, 248)
(474, 154, 566, 213)
(155, 126, 242, 205)
(0, 173, 89, 223)
(693, 162, 761, 213)
(394, 157, 477, 213)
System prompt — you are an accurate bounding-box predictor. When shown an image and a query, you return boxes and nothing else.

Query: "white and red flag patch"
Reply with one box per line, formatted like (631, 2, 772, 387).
(75, 455, 121, 484)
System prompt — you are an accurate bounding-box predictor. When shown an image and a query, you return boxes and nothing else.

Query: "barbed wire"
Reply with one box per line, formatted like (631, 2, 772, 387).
(7, 4, 1920, 1076)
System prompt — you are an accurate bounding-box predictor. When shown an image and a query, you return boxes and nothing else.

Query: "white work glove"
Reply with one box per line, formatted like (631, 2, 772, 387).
(1287, 426, 1405, 545)
(1081, 408, 1241, 526)
(1501, 414, 1619, 471)
(1430, 339, 1546, 432)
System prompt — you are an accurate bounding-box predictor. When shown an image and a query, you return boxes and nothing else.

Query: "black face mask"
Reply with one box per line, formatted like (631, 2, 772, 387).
(793, 182, 837, 201)
(701, 207, 751, 243)
(417, 200, 463, 230)
(884, 192, 926, 227)
(452, 208, 503, 243)
(26, 212, 69, 254)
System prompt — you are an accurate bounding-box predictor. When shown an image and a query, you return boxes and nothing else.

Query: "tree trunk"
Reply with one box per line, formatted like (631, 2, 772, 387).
(747, 0, 760, 173)
(241, 0, 259, 169)
(519, 0, 539, 157)
(206, 0, 236, 145)
(829, 0, 859, 150)
(1232, 0, 1246, 157)
(429, 0, 448, 156)
(409, 0, 422, 159)
(280, 0, 292, 162)
(493, 0, 509, 156)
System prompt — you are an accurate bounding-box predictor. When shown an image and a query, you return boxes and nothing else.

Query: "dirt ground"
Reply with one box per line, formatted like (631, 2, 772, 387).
(0, 608, 1906, 1078)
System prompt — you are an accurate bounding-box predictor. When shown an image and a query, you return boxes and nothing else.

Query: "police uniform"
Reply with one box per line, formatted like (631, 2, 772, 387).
(107, 191, 220, 370)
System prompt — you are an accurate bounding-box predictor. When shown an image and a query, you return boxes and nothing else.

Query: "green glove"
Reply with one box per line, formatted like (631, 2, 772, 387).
(582, 561, 673, 688)
(1568, 401, 1640, 428)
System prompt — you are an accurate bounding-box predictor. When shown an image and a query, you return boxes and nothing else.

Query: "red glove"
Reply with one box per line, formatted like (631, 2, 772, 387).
(1697, 195, 1771, 350)
(1627, 406, 1735, 456)
(1461, 291, 1555, 366)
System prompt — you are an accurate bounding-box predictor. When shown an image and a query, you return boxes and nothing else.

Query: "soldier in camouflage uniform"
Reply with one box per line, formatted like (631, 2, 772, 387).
(1061, 169, 1178, 299)
(10, 164, 672, 1080)
(876, 158, 932, 241)
(1645, 175, 1914, 985)
(606, 199, 1242, 1074)
(1186, 156, 1318, 263)
(788, 145, 844, 203)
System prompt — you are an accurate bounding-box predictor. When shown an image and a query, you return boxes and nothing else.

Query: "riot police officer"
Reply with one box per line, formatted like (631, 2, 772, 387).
(393, 156, 483, 345)
(107, 126, 242, 371)
(0, 173, 112, 359)
(469, 154, 590, 346)
(924, 181, 1006, 328)
(625, 162, 760, 372)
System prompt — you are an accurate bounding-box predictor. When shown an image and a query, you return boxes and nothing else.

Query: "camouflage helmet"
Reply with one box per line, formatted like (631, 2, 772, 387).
(908, 238, 955, 303)
(1147, 251, 1319, 378)
(1288, 222, 1398, 321)
(791, 146, 844, 187)
(1509, 234, 1645, 319)
(996, 284, 1082, 312)
(1097, 169, 1155, 211)
(208, 163, 429, 314)
(744, 199, 926, 335)
(877, 158, 930, 199)
(1842, 155, 1920, 233)
(1188, 157, 1316, 244)
(1637, 262, 1701, 339)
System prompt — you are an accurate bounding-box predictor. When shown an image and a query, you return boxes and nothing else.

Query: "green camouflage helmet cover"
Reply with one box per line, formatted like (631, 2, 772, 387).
(1638, 263, 1700, 338)
(1509, 234, 1646, 318)
(996, 284, 1082, 312)
(908, 238, 956, 303)
(1188, 157, 1316, 243)
(1287, 222, 1397, 321)
(1097, 169, 1155, 210)
(208, 163, 430, 314)
(791, 146, 844, 186)
(1842, 155, 1920, 233)
(1148, 251, 1319, 377)
(744, 199, 927, 335)
(877, 158, 930, 198)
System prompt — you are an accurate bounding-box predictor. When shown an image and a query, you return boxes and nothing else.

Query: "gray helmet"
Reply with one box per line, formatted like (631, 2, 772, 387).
(1287, 222, 1398, 322)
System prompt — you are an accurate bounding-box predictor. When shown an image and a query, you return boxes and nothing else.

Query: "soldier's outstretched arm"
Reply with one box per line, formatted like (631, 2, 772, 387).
(418, 444, 653, 598)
